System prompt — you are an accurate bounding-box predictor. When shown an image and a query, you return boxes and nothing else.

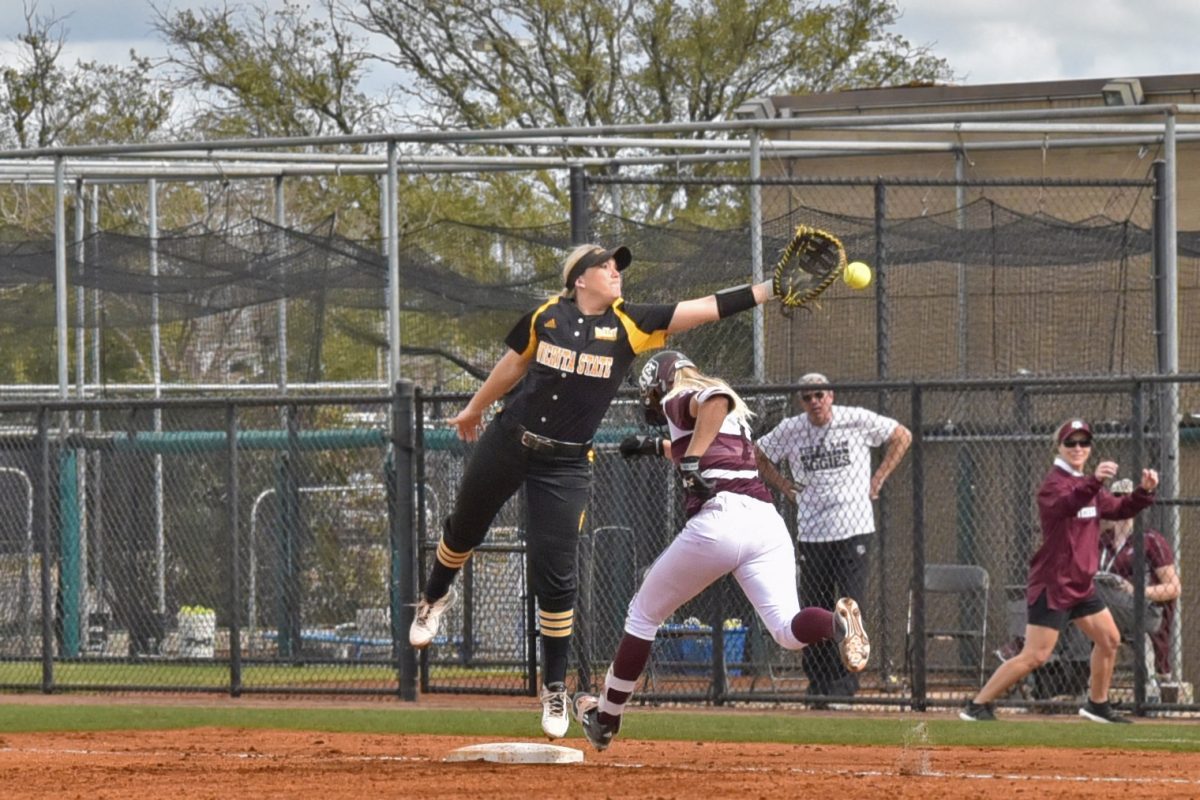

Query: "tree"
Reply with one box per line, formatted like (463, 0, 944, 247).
(0, 2, 172, 151)
(348, 0, 955, 220)
(354, 0, 951, 128)
(153, 0, 383, 139)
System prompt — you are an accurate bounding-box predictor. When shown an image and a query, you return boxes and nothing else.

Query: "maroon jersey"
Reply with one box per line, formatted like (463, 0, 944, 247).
(1100, 527, 1176, 673)
(1027, 460, 1154, 610)
(663, 387, 772, 518)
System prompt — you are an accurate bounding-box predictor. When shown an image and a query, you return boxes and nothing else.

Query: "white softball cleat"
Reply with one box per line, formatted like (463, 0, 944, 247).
(540, 682, 570, 739)
(409, 587, 457, 649)
(834, 597, 870, 672)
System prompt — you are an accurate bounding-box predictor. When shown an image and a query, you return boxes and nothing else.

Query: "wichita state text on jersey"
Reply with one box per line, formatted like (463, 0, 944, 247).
(534, 342, 614, 378)
(504, 296, 676, 443)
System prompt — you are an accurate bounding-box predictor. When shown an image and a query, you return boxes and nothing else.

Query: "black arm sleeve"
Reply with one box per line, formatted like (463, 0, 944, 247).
(715, 284, 756, 318)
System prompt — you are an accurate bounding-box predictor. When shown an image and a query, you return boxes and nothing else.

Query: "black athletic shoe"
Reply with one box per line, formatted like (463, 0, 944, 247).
(958, 701, 997, 722)
(1079, 699, 1132, 724)
(571, 692, 619, 751)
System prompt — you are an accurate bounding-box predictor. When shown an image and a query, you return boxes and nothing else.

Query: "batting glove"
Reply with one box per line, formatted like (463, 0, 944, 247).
(619, 435, 663, 458)
(678, 456, 714, 499)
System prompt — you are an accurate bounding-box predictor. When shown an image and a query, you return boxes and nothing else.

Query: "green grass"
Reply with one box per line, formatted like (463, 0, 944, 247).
(1, 702, 1197, 751)
(0, 661, 400, 687)
(0, 662, 523, 687)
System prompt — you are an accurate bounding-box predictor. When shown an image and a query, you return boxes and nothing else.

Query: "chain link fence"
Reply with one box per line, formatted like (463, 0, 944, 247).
(0, 380, 1195, 716)
(0, 395, 402, 695)
(416, 377, 1199, 717)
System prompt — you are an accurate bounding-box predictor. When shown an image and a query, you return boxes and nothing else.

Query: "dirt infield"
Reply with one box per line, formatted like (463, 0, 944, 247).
(2, 725, 1199, 800)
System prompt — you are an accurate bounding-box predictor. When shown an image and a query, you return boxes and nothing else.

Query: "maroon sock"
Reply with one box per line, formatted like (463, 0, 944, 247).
(599, 634, 652, 727)
(791, 607, 836, 645)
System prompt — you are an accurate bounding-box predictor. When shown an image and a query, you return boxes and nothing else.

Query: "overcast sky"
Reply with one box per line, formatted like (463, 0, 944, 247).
(1, 0, 1198, 92)
(892, 0, 1200, 85)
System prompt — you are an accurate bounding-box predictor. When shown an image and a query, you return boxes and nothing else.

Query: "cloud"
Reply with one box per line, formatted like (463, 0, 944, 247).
(0, 1, 164, 70)
(894, 0, 1200, 84)
(0, 1, 155, 43)
(5, 0, 1196, 91)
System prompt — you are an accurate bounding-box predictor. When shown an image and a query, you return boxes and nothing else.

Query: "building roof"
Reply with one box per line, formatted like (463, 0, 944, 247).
(772, 73, 1200, 115)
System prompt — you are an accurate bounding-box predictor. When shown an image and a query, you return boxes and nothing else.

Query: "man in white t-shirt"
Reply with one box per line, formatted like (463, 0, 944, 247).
(755, 372, 911, 700)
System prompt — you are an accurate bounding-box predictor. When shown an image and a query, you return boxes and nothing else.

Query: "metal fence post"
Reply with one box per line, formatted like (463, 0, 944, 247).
(711, 606, 728, 704)
(1131, 380, 1147, 713)
(909, 383, 926, 710)
(391, 380, 418, 701)
(749, 131, 764, 382)
(874, 179, 888, 382)
(276, 405, 302, 660)
(226, 402, 243, 696)
(37, 407, 54, 693)
(569, 166, 590, 244)
(872, 180, 893, 680)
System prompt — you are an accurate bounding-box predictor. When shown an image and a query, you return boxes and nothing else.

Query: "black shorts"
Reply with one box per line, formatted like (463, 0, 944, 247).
(1027, 589, 1107, 631)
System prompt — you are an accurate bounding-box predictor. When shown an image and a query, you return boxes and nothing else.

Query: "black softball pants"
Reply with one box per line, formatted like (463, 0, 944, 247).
(431, 415, 592, 683)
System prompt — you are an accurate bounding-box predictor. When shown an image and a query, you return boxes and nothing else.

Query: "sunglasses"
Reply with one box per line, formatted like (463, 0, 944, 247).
(800, 391, 826, 403)
(1062, 438, 1092, 449)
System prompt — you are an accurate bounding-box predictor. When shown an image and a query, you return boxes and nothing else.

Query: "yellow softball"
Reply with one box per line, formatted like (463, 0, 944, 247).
(843, 260, 872, 289)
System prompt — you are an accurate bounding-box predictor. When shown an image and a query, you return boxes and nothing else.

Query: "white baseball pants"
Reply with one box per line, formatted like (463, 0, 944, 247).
(624, 492, 805, 650)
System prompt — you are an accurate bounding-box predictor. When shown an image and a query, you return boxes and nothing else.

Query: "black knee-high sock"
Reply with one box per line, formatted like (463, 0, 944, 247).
(422, 529, 471, 601)
(422, 562, 458, 602)
(539, 607, 574, 686)
(542, 634, 571, 687)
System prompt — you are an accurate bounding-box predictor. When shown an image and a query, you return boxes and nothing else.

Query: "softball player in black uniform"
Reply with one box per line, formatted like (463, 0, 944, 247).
(409, 242, 775, 738)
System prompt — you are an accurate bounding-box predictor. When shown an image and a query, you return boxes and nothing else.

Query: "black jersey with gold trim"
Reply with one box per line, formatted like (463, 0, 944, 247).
(502, 296, 676, 443)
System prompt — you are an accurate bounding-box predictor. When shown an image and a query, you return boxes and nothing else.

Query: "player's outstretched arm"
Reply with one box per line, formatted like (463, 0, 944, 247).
(667, 281, 773, 333)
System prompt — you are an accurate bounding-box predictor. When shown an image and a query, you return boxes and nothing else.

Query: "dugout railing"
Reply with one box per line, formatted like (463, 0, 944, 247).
(0, 377, 1196, 719)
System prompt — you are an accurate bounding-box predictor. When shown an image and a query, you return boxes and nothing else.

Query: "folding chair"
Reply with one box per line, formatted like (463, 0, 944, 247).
(906, 563, 991, 688)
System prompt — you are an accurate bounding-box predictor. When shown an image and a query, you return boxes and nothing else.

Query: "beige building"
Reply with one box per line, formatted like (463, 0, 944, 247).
(756, 74, 1200, 226)
(739, 74, 1200, 385)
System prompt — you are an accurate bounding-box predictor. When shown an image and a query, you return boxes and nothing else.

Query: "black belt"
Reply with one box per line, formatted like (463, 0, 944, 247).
(517, 427, 592, 459)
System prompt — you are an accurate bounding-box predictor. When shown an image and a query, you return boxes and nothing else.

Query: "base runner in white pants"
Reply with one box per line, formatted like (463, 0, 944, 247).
(572, 351, 870, 751)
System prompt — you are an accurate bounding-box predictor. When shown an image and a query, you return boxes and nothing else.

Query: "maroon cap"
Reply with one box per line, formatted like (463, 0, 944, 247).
(1056, 419, 1093, 444)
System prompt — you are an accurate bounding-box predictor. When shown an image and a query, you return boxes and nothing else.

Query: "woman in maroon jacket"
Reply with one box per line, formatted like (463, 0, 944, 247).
(961, 419, 1158, 724)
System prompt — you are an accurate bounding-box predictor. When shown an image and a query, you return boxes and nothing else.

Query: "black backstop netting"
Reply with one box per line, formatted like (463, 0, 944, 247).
(1, 178, 1197, 394)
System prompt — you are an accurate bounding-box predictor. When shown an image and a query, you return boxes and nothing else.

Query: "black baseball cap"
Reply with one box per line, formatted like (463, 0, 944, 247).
(563, 245, 632, 288)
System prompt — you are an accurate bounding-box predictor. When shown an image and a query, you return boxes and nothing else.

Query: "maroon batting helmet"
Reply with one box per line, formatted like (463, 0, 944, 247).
(637, 350, 695, 426)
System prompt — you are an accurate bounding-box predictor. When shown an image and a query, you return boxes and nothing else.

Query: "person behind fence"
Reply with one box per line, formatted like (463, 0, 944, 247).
(753, 372, 910, 702)
(1097, 477, 1180, 688)
(960, 419, 1158, 724)
(569, 350, 870, 751)
(408, 243, 786, 739)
